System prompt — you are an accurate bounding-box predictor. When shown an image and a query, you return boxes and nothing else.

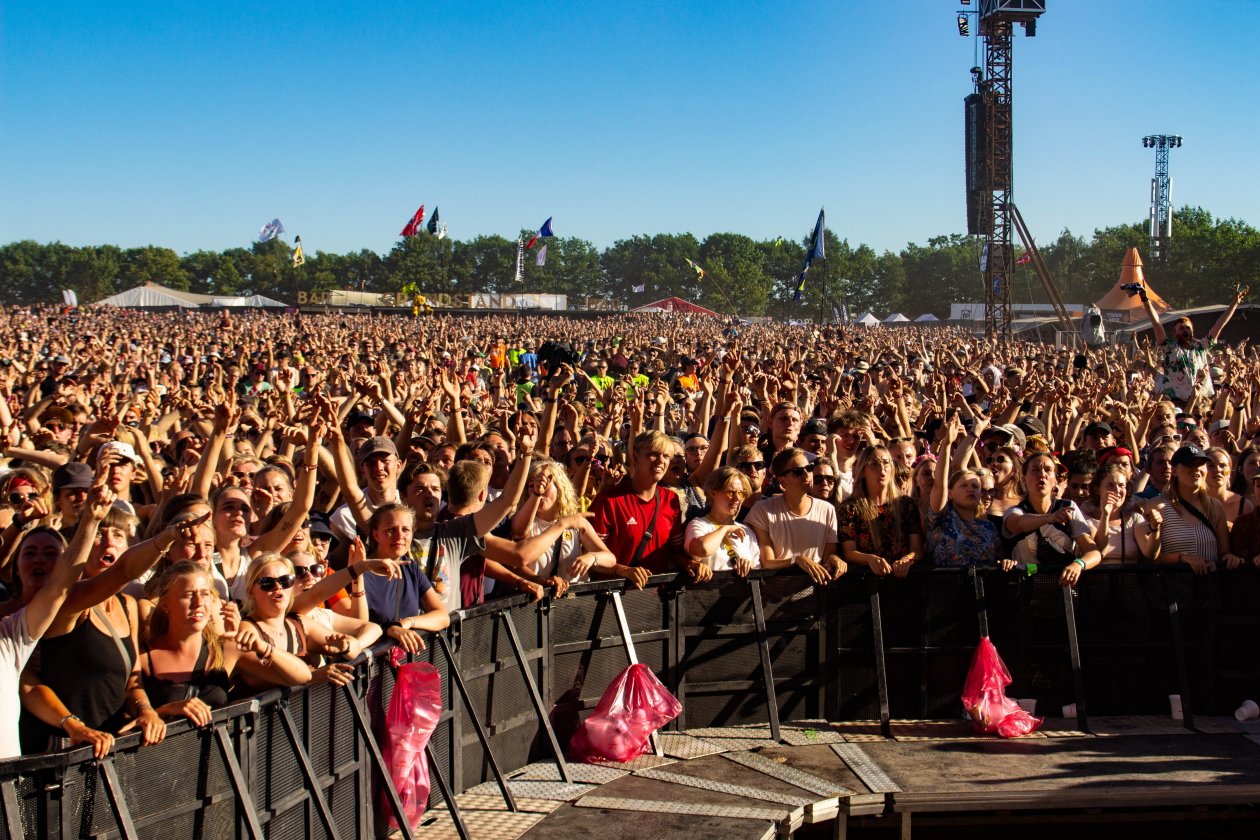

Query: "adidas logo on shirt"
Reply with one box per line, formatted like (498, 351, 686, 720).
(625, 516, 638, 526)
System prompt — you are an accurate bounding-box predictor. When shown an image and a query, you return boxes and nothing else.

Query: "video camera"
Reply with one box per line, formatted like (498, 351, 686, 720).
(1120, 282, 1144, 297)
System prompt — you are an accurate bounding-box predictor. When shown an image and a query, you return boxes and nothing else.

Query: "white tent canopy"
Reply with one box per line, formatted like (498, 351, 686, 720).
(93, 282, 287, 309)
(882, 312, 910, 323)
(914, 313, 940, 322)
(854, 312, 881, 327)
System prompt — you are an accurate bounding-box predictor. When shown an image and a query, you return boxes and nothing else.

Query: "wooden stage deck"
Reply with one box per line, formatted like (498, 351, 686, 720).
(413, 717, 1260, 839)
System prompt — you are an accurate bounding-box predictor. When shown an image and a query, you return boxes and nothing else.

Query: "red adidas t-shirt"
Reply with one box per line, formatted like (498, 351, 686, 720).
(589, 481, 685, 574)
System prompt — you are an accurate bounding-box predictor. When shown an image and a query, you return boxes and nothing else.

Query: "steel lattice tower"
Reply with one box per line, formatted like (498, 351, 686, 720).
(1142, 134, 1182, 264)
(969, 0, 1044, 342)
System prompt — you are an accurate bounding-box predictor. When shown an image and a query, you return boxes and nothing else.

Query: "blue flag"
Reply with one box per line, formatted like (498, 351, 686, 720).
(806, 208, 825, 263)
(793, 267, 809, 302)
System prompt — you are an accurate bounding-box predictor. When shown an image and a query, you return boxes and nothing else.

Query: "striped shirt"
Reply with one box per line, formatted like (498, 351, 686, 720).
(1153, 500, 1219, 563)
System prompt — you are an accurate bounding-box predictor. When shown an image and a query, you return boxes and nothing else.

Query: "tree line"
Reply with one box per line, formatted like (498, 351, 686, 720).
(1, 206, 1255, 318)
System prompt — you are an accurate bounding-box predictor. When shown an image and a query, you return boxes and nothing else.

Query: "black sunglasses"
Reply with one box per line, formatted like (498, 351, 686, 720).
(736, 461, 766, 472)
(8, 492, 38, 505)
(293, 564, 327, 579)
(778, 466, 810, 479)
(256, 575, 295, 592)
(813, 475, 837, 486)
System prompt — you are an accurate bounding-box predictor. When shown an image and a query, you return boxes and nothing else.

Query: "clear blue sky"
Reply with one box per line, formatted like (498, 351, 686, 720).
(2, 1, 1257, 258)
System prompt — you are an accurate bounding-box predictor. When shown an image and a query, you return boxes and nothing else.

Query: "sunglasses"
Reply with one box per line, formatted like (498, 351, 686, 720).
(255, 575, 295, 592)
(813, 475, 837, 486)
(778, 466, 810, 479)
(736, 461, 766, 473)
(741, 427, 759, 435)
(573, 455, 591, 465)
(8, 492, 38, 505)
(293, 564, 327, 579)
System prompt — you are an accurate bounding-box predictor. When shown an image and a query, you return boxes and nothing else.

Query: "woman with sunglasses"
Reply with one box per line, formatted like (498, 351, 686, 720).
(285, 550, 382, 661)
(925, 416, 1001, 568)
(685, 467, 759, 576)
(837, 445, 923, 577)
(1002, 452, 1102, 587)
(746, 447, 844, 585)
(1, 468, 52, 571)
(139, 560, 310, 727)
(233, 552, 357, 692)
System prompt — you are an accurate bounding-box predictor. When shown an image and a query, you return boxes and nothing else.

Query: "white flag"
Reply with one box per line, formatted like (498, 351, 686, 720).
(632, 283, 645, 293)
(536, 245, 547, 267)
(258, 218, 285, 242)
(61, 289, 78, 307)
(436, 223, 447, 240)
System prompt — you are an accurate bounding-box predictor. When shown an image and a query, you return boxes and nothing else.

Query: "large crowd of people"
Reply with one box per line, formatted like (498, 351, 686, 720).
(1, 289, 1258, 761)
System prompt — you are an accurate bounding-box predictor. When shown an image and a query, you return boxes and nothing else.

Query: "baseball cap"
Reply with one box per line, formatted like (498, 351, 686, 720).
(1083, 421, 1113, 438)
(99, 441, 142, 465)
(802, 418, 829, 437)
(357, 436, 398, 463)
(53, 462, 94, 493)
(1169, 445, 1211, 468)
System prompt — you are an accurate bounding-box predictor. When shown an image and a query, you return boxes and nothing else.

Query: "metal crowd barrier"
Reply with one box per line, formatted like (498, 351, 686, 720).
(2, 563, 1256, 839)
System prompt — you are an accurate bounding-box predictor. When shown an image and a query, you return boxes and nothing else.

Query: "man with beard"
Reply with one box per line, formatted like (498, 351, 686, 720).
(1142, 286, 1245, 407)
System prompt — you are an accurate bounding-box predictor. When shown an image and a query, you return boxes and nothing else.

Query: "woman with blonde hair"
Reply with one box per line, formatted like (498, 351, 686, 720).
(510, 459, 630, 585)
(1204, 446, 1254, 529)
(140, 560, 310, 726)
(1152, 446, 1245, 572)
(684, 467, 759, 575)
(837, 444, 923, 577)
(1081, 461, 1156, 564)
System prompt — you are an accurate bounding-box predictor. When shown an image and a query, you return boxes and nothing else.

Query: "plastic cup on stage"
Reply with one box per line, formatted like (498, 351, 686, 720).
(1016, 698, 1037, 715)
(1169, 694, 1183, 720)
(1236, 700, 1260, 722)
(1061, 703, 1077, 719)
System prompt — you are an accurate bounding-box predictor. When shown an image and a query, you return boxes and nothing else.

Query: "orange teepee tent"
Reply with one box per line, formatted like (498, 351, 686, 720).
(1094, 248, 1171, 322)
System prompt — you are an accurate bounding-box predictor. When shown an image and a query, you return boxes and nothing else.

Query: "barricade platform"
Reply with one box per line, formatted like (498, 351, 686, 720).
(3, 565, 1260, 839)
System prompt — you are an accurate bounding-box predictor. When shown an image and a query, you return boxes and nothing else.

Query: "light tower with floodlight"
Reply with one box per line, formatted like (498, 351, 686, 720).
(1142, 134, 1182, 265)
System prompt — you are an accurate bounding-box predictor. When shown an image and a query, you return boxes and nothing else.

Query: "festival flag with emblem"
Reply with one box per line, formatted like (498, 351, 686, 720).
(684, 258, 705, 281)
(400, 205, 425, 237)
(427, 207, 440, 235)
(525, 216, 554, 249)
(632, 283, 645, 293)
(1016, 252, 1032, 265)
(291, 236, 305, 267)
(258, 218, 285, 242)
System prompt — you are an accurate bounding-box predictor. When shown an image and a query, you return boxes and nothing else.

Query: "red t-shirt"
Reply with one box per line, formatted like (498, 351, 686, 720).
(589, 481, 685, 574)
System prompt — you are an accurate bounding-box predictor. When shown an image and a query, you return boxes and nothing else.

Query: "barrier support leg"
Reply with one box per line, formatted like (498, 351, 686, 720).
(213, 724, 266, 840)
(498, 610, 572, 783)
(748, 579, 783, 742)
(610, 590, 665, 756)
(868, 577, 891, 738)
(970, 567, 990, 639)
(1164, 574, 1196, 731)
(1061, 586, 1090, 733)
(98, 756, 140, 840)
(2, 779, 24, 840)
(276, 699, 343, 840)
(434, 632, 519, 811)
(426, 743, 472, 840)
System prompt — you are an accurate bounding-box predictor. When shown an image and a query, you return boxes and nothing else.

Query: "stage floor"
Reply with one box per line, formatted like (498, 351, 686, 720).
(414, 718, 1260, 839)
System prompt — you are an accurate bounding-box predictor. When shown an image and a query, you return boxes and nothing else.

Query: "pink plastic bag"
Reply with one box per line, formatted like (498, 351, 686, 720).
(961, 637, 1043, 738)
(570, 663, 682, 763)
(384, 662, 443, 827)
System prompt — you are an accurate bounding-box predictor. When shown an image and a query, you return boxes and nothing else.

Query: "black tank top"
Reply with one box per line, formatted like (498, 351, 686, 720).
(141, 639, 230, 710)
(19, 595, 135, 754)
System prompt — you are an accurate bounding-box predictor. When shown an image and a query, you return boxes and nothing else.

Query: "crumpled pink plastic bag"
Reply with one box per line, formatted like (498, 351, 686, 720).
(961, 637, 1043, 738)
(570, 663, 682, 763)
(384, 662, 442, 827)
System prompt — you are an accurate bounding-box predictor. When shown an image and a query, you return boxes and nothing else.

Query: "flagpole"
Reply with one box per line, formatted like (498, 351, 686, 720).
(701, 266, 742, 316)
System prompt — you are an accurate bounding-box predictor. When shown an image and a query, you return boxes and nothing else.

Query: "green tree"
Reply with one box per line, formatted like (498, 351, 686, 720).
(117, 246, 189, 292)
(600, 233, 701, 308)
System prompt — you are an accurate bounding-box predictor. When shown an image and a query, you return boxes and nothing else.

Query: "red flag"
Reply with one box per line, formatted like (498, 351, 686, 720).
(1016, 252, 1032, 265)
(400, 205, 425, 237)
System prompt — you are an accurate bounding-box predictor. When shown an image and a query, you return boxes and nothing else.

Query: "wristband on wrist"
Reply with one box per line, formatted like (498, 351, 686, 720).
(60, 713, 82, 730)
(1072, 557, 1087, 569)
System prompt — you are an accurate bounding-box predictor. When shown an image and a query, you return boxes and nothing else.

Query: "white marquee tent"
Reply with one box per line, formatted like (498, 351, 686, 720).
(93, 282, 287, 309)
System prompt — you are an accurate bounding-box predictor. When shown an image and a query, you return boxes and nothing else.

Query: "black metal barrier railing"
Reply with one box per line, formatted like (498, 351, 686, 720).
(3, 563, 1258, 839)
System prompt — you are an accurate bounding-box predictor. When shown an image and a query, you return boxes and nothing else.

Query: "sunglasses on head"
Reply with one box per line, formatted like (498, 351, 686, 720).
(256, 575, 295, 592)
(778, 466, 809, 479)
(293, 564, 326, 579)
(8, 492, 38, 505)
(736, 461, 765, 472)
